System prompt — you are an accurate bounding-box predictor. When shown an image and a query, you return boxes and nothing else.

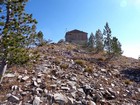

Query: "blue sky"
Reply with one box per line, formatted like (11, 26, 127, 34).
(26, 0, 140, 59)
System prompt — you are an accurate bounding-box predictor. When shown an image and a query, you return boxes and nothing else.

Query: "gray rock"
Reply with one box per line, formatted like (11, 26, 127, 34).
(75, 100, 82, 105)
(61, 86, 70, 91)
(32, 77, 36, 81)
(37, 72, 44, 78)
(137, 88, 140, 92)
(68, 97, 75, 104)
(88, 100, 96, 105)
(71, 91, 77, 98)
(33, 81, 39, 87)
(33, 96, 41, 105)
(101, 68, 107, 73)
(18, 75, 23, 80)
(11, 85, 18, 91)
(4, 73, 15, 78)
(93, 73, 99, 77)
(21, 76, 29, 81)
(8, 95, 20, 103)
(103, 89, 116, 100)
(70, 76, 77, 81)
(51, 76, 57, 80)
(67, 81, 77, 90)
(46, 93, 54, 104)
(37, 78, 42, 83)
(54, 93, 68, 104)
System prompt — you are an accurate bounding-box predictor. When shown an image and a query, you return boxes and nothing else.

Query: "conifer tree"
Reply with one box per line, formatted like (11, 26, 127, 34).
(35, 31, 47, 46)
(0, 0, 37, 83)
(111, 37, 122, 55)
(88, 32, 95, 48)
(103, 22, 112, 54)
(95, 29, 104, 52)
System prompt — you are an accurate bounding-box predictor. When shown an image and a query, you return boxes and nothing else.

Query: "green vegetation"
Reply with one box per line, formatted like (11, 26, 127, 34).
(87, 22, 123, 56)
(84, 67, 93, 73)
(0, 0, 39, 84)
(88, 32, 95, 48)
(104, 22, 122, 56)
(0, 0, 38, 65)
(124, 79, 132, 85)
(60, 63, 69, 69)
(35, 31, 47, 46)
(75, 59, 85, 67)
(53, 59, 61, 65)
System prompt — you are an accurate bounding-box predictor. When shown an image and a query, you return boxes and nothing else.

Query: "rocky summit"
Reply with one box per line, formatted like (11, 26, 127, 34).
(0, 43, 140, 105)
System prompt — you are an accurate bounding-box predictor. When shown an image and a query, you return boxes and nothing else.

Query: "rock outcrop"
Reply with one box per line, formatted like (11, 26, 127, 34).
(0, 43, 140, 105)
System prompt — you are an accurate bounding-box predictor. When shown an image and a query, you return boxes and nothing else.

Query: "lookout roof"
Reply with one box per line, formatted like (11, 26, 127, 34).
(66, 29, 88, 34)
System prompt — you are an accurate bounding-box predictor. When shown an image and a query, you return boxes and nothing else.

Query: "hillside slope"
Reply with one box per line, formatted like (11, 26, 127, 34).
(0, 43, 140, 105)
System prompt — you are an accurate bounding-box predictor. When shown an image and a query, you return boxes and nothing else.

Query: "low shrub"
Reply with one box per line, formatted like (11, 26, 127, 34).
(124, 79, 132, 85)
(60, 64, 69, 69)
(53, 59, 61, 65)
(84, 67, 93, 73)
(75, 59, 85, 67)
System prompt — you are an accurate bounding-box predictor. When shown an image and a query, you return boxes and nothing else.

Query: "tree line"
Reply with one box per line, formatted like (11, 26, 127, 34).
(87, 22, 123, 56)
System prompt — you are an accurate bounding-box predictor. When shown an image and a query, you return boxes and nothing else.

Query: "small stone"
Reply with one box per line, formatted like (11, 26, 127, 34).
(8, 95, 20, 103)
(101, 69, 107, 73)
(33, 96, 41, 105)
(44, 89, 48, 95)
(21, 76, 29, 81)
(4, 73, 15, 78)
(71, 91, 76, 98)
(137, 88, 140, 92)
(77, 88, 84, 94)
(88, 100, 96, 105)
(11, 85, 18, 91)
(111, 83, 115, 87)
(37, 78, 42, 83)
(50, 84, 57, 88)
(51, 76, 57, 80)
(18, 75, 22, 80)
(61, 86, 70, 91)
(25, 70, 28, 74)
(37, 72, 44, 78)
(32, 77, 36, 81)
(68, 97, 74, 104)
(93, 73, 99, 77)
(54, 93, 68, 104)
(70, 76, 77, 81)
(21, 92, 27, 96)
(33, 81, 39, 87)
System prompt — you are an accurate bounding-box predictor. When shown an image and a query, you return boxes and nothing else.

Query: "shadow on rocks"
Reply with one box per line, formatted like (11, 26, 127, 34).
(120, 68, 140, 83)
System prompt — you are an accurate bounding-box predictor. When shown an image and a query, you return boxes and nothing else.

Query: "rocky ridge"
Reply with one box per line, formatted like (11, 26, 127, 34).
(0, 43, 140, 105)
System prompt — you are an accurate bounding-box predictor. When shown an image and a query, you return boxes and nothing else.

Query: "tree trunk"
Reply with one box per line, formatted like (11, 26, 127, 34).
(0, 59, 7, 84)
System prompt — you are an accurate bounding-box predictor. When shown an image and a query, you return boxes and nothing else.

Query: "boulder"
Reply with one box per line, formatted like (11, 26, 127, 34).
(8, 95, 20, 103)
(54, 93, 68, 104)
(33, 96, 41, 105)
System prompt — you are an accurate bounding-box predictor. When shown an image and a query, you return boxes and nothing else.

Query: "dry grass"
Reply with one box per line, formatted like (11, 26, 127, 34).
(74, 59, 85, 67)
(124, 79, 132, 85)
(52, 59, 61, 65)
(84, 67, 93, 73)
(60, 64, 69, 69)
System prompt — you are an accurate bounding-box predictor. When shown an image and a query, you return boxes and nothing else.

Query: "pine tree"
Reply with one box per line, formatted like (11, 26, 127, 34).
(103, 22, 112, 54)
(111, 37, 122, 55)
(88, 32, 95, 48)
(95, 29, 104, 52)
(0, 0, 37, 83)
(35, 31, 47, 46)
